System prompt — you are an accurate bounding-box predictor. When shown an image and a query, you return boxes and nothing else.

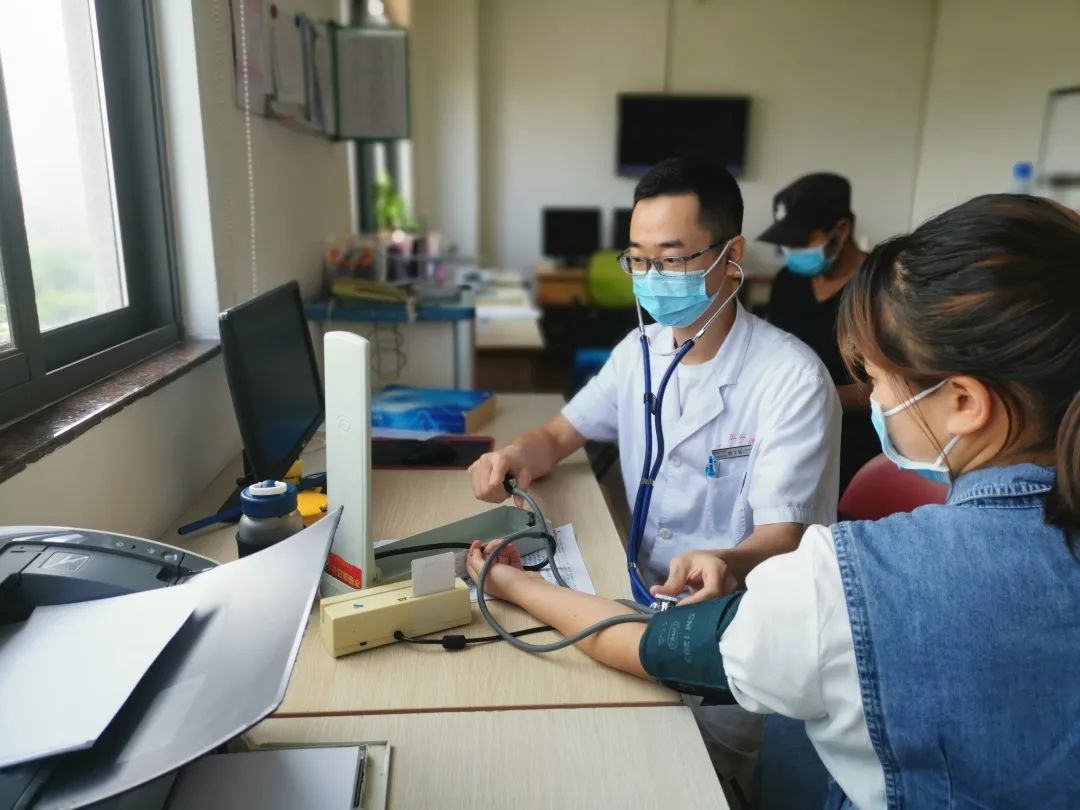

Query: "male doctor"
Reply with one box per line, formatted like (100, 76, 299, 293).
(469, 157, 840, 787)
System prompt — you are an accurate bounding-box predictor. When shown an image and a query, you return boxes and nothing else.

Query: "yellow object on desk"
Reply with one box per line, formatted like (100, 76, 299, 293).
(283, 458, 304, 484)
(297, 490, 328, 526)
(320, 578, 472, 657)
(331, 277, 411, 305)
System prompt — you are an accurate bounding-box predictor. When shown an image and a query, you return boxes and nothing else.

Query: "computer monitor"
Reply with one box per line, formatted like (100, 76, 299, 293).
(542, 207, 601, 266)
(219, 282, 324, 485)
(612, 207, 633, 251)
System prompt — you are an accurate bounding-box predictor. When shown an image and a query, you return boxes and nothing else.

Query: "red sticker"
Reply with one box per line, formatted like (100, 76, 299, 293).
(326, 552, 363, 590)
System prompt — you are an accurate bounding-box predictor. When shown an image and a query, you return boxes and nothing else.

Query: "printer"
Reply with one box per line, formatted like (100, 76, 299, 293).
(0, 515, 338, 809)
(0, 526, 216, 625)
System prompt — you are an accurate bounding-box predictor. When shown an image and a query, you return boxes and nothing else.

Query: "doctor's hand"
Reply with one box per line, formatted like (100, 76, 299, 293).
(468, 446, 532, 506)
(651, 550, 739, 605)
(466, 539, 537, 602)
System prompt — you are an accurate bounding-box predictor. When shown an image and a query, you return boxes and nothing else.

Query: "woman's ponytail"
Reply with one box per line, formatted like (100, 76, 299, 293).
(1046, 390, 1080, 552)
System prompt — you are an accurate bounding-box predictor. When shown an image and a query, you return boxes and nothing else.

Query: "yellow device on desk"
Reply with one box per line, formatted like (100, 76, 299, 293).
(320, 578, 472, 657)
(331, 278, 411, 305)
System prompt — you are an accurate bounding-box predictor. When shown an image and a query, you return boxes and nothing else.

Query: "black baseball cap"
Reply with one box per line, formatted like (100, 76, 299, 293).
(757, 173, 852, 246)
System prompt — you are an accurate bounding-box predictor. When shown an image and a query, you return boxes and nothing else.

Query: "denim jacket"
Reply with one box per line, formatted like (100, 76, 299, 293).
(828, 464, 1080, 808)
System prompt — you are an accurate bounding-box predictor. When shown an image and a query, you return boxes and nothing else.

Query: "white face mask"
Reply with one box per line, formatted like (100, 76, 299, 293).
(869, 379, 960, 484)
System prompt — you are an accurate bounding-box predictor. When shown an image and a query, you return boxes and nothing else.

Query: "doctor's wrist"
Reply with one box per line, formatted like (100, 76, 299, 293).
(724, 547, 788, 590)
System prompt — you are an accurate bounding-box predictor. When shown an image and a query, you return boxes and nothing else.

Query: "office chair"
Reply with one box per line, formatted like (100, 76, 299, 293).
(838, 453, 948, 521)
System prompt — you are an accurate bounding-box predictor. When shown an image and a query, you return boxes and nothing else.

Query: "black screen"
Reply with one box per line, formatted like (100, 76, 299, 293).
(612, 207, 633, 250)
(219, 282, 324, 482)
(616, 94, 750, 177)
(542, 208, 601, 265)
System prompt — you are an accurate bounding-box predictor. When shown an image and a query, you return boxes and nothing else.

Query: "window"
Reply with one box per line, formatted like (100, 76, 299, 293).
(0, 0, 179, 425)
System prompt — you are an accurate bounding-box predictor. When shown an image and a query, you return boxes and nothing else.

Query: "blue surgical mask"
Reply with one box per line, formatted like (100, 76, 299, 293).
(631, 245, 728, 328)
(781, 228, 841, 278)
(869, 379, 960, 484)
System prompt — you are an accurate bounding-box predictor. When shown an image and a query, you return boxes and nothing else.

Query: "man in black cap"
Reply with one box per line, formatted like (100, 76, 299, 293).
(759, 173, 876, 496)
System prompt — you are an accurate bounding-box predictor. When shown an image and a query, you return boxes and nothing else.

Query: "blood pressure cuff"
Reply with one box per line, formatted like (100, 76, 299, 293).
(638, 592, 745, 705)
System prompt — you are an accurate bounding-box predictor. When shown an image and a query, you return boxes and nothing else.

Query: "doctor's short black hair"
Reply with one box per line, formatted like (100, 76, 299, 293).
(633, 156, 744, 239)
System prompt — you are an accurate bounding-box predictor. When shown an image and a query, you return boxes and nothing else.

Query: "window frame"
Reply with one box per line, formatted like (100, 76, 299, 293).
(0, 0, 180, 426)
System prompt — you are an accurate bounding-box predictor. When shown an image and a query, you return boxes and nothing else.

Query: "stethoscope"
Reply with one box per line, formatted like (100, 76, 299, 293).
(626, 245, 745, 606)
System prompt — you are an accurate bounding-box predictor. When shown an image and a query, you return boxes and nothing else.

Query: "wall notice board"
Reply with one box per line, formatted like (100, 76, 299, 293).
(230, 1, 409, 140)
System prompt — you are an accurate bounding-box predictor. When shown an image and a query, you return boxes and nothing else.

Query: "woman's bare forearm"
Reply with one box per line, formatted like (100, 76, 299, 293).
(503, 575, 649, 678)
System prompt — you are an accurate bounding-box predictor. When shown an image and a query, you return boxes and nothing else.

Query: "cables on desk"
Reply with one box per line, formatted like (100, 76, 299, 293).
(472, 482, 651, 654)
(383, 483, 650, 654)
(510, 488, 569, 587)
(393, 625, 554, 651)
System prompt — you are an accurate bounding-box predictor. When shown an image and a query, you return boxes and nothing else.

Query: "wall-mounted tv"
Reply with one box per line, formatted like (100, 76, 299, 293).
(616, 93, 750, 177)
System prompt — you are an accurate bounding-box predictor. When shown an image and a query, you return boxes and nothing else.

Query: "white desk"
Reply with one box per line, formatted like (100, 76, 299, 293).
(168, 395, 726, 808)
(474, 280, 546, 390)
(249, 709, 727, 809)
(475, 282, 544, 351)
(475, 316, 544, 351)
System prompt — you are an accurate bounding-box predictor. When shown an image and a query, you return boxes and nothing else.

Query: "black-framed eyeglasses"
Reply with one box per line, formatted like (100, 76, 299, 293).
(617, 240, 728, 277)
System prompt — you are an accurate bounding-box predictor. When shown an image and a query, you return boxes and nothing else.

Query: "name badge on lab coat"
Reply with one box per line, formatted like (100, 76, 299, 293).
(708, 444, 751, 478)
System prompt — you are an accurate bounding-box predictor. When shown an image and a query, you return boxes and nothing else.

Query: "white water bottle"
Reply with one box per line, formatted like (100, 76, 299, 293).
(236, 480, 304, 558)
(1011, 161, 1034, 195)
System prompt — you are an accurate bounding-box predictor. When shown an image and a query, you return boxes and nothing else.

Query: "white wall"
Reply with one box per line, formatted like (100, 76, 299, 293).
(410, 0, 481, 258)
(478, 0, 667, 269)
(472, 0, 936, 272)
(0, 0, 354, 538)
(667, 0, 936, 267)
(0, 360, 237, 538)
(192, 0, 353, 311)
(910, 0, 1080, 225)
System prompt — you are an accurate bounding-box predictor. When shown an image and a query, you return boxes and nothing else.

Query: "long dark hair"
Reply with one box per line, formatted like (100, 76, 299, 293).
(837, 194, 1080, 541)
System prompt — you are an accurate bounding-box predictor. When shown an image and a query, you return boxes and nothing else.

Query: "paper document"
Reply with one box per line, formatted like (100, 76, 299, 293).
(270, 12, 306, 105)
(230, 0, 272, 111)
(0, 585, 199, 768)
(170, 746, 363, 810)
(307, 19, 335, 132)
(475, 305, 542, 322)
(411, 552, 456, 597)
(466, 523, 594, 602)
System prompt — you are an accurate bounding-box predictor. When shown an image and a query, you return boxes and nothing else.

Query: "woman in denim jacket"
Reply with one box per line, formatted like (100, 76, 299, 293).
(467, 194, 1080, 808)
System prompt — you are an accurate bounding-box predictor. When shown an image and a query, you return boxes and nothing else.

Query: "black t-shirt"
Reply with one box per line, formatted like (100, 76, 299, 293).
(767, 267, 878, 495)
(767, 268, 848, 385)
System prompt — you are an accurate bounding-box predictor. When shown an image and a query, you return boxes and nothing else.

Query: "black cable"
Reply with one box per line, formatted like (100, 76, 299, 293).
(507, 488, 568, 588)
(373, 531, 557, 571)
(374, 541, 470, 559)
(517, 530, 558, 572)
(394, 625, 554, 651)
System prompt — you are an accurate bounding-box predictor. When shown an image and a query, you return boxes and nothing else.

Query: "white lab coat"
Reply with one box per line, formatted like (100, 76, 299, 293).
(563, 303, 841, 586)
